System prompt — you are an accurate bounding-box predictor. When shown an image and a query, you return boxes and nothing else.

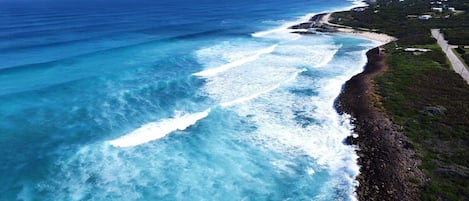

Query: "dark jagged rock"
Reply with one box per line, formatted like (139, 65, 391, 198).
(290, 22, 314, 29)
(315, 25, 338, 33)
(290, 31, 316, 35)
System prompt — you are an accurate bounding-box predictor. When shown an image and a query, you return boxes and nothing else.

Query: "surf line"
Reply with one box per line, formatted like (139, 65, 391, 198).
(192, 44, 278, 77)
(108, 109, 211, 148)
(109, 68, 307, 148)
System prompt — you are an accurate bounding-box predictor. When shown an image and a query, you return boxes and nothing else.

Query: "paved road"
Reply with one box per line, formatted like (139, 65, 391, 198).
(431, 29, 469, 84)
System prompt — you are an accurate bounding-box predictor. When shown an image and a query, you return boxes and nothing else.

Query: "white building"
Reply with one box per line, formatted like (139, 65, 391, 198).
(432, 7, 443, 12)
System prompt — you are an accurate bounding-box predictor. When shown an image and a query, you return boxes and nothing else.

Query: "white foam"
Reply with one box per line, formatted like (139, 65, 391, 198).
(193, 44, 278, 77)
(346, 0, 369, 10)
(271, 160, 296, 174)
(203, 47, 361, 167)
(230, 74, 360, 199)
(215, 40, 373, 201)
(251, 27, 302, 40)
(251, 14, 313, 39)
(108, 109, 211, 147)
(110, 66, 302, 149)
(38, 144, 148, 200)
(220, 68, 306, 107)
(316, 47, 340, 68)
(251, 0, 368, 42)
(270, 42, 340, 68)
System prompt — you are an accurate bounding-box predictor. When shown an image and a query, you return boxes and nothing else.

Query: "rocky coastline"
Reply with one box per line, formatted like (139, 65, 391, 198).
(335, 47, 424, 200)
(290, 11, 424, 200)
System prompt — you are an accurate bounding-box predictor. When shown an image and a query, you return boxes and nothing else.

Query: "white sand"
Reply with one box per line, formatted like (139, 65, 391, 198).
(321, 13, 397, 44)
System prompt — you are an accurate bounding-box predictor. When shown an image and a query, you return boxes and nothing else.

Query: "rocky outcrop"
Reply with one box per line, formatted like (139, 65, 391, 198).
(289, 13, 338, 33)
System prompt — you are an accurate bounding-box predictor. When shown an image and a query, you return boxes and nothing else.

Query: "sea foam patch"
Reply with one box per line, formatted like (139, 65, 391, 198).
(196, 36, 339, 104)
(193, 44, 278, 77)
(219, 68, 306, 107)
(194, 40, 274, 69)
(251, 13, 313, 39)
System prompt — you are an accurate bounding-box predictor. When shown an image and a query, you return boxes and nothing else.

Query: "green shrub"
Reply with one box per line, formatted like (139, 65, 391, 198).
(456, 46, 466, 54)
(462, 54, 469, 65)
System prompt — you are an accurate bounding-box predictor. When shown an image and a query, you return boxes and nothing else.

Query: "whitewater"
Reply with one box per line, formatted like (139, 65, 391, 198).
(0, 0, 380, 200)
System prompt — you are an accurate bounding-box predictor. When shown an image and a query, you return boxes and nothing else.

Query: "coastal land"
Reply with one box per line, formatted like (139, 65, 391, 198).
(289, 13, 395, 43)
(292, 0, 469, 200)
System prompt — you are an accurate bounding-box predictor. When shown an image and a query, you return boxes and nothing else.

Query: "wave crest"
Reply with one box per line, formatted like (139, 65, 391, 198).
(193, 44, 278, 77)
(108, 109, 211, 148)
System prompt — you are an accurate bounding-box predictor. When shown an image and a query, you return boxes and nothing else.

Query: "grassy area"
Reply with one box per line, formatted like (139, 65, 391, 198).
(378, 44, 469, 200)
(454, 46, 469, 67)
(331, 0, 469, 200)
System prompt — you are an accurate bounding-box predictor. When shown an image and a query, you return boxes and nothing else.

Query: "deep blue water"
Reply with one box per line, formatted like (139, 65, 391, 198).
(0, 0, 378, 200)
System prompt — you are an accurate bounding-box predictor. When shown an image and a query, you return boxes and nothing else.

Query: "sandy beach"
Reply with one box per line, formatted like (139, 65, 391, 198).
(320, 13, 397, 44)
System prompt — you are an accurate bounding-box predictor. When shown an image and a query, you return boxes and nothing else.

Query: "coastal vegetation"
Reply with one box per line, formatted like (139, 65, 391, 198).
(330, 0, 469, 46)
(378, 44, 469, 200)
(443, 28, 469, 45)
(332, 0, 469, 200)
(455, 46, 469, 66)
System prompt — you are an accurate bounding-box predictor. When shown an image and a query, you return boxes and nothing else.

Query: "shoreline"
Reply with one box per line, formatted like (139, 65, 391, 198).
(290, 9, 419, 201)
(335, 47, 423, 201)
(320, 13, 397, 44)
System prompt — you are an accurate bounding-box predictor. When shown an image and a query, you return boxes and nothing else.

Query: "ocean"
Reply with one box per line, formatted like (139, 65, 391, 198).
(0, 0, 380, 200)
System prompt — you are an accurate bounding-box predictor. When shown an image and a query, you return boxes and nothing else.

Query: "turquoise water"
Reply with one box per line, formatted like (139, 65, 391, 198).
(0, 0, 379, 200)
